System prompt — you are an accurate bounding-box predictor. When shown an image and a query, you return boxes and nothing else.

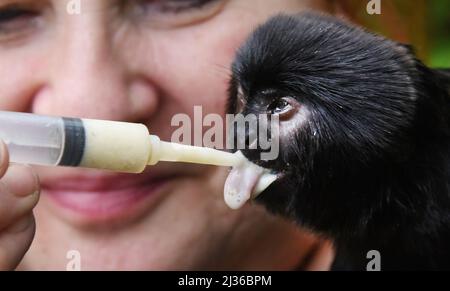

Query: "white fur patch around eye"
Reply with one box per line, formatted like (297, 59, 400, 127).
(279, 105, 311, 137)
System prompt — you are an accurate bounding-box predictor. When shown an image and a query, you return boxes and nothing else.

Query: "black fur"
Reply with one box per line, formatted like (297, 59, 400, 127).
(228, 13, 450, 270)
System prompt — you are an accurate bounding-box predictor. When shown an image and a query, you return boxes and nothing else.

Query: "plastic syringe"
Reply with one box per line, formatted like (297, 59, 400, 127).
(0, 111, 240, 173)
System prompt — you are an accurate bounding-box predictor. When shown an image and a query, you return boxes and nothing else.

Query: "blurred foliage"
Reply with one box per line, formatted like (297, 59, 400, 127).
(339, 0, 449, 67)
(427, 0, 450, 67)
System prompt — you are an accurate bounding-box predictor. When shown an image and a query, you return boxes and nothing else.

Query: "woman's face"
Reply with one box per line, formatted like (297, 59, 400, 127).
(0, 0, 330, 270)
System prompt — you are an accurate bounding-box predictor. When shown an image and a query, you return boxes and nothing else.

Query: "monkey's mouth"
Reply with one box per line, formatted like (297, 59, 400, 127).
(223, 151, 279, 210)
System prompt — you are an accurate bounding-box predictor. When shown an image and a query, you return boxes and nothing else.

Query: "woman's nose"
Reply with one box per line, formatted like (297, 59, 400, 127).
(31, 11, 159, 123)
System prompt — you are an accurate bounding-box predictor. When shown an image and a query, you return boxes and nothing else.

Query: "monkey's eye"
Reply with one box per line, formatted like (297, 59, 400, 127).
(267, 97, 297, 118)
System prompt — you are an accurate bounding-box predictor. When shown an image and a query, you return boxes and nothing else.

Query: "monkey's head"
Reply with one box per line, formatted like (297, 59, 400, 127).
(227, 13, 439, 237)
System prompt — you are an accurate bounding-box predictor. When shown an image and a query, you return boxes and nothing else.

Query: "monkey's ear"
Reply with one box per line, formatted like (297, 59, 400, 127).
(394, 43, 416, 56)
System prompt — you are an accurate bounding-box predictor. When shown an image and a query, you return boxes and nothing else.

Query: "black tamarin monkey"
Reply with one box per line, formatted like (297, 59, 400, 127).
(227, 13, 450, 270)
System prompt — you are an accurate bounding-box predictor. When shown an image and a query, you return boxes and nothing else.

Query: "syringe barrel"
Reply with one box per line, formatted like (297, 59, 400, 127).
(0, 111, 66, 166)
(80, 119, 151, 173)
(0, 111, 152, 173)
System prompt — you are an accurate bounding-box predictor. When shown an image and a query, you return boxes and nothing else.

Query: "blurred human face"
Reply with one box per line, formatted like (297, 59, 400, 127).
(0, 0, 330, 270)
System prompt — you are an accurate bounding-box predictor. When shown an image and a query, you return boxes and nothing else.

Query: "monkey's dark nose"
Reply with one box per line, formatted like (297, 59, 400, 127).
(226, 116, 260, 160)
(242, 119, 271, 165)
(245, 124, 258, 150)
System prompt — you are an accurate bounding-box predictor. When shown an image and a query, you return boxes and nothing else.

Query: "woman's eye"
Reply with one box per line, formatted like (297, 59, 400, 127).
(128, 0, 225, 28)
(0, 5, 40, 41)
(267, 97, 297, 118)
(140, 0, 220, 13)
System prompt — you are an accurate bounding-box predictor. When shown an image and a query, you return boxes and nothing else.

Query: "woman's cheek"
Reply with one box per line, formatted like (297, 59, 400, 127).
(152, 15, 262, 115)
(0, 47, 48, 110)
(157, 0, 301, 113)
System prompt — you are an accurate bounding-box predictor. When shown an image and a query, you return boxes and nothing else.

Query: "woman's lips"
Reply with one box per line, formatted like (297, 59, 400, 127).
(40, 170, 175, 223)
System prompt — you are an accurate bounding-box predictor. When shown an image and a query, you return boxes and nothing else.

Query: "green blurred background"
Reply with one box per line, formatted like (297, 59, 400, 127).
(428, 0, 450, 67)
(341, 0, 449, 67)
